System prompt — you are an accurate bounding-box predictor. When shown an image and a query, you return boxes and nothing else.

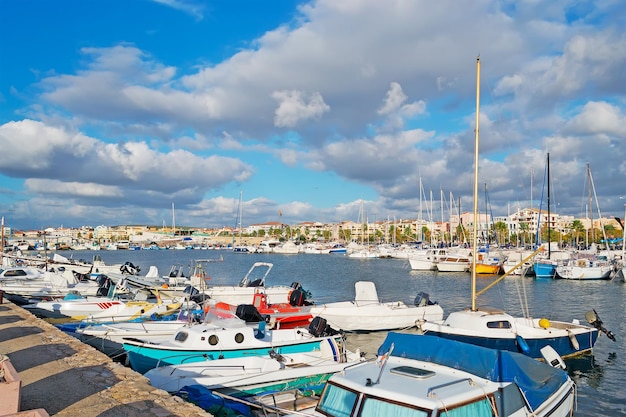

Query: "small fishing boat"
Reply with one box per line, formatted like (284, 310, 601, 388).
(22, 275, 181, 322)
(144, 345, 363, 395)
(73, 306, 202, 356)
(309, 281, 443, 332)
(122, 312, 343, 374)
(211, 288, 314, 330)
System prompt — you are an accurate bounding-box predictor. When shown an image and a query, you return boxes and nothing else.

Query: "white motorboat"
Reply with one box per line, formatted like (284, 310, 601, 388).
(275, 332, 576, 417)
(0, 265, 100, 299)
(309, 281, 443, 332)
(22, 275, 184, 321)
(435, 255, 470, 272)
(144, 346, 364, 395)
(196, 261, 306, 305)
(407, 248, 448, 270)
(122, 312, 343, 374)
(74, 307, 201, 356)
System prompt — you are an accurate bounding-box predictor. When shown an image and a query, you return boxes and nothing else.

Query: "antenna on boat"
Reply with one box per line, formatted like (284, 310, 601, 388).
(471, 55, 480, 311)
(367, 342, 394, 386)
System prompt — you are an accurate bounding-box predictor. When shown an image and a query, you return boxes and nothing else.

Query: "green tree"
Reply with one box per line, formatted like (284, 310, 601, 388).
(571, 220, 584, 247)
(494, 221, 508, 245)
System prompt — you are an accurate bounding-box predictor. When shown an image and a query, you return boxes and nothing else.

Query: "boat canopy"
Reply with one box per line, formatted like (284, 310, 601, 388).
(378, 333, 569, 411)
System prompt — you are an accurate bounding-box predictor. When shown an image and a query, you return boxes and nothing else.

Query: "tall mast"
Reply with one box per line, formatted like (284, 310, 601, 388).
(471, 56, 480, 311)
(547, 153, 551, 258)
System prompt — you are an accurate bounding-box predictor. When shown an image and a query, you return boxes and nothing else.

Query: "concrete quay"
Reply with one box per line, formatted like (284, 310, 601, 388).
(0, 299, 212, 417)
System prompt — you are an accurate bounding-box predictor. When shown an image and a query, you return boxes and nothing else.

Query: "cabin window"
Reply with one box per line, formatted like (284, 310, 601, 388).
(360, 397, 428, 417)
(486, 321, 511, 329)
(435, 398, 494, 416)
(317, 383, 358, 417)
(235, 333, 244, 343)
(4, 269, 26, 277)
(208, 335, 219, 345)
(174, 332, 188, 342)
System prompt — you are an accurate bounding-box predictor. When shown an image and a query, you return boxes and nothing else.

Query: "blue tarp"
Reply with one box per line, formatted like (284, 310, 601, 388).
(378, 333, 569, 411)
(181, 385, 252, 417)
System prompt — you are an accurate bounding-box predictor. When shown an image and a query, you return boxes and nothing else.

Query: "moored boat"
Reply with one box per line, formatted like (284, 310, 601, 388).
(122, 311, 343, 374)
(144, 346, 364, 395)
(273, 333, 576, 417)
(309, 281, 443, 332)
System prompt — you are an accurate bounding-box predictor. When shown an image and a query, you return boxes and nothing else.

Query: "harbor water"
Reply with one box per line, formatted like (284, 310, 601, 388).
(72, 249, 626, 416)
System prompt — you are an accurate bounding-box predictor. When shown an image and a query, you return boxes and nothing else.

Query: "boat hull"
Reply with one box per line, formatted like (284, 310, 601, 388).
(124, 338, 339, 374)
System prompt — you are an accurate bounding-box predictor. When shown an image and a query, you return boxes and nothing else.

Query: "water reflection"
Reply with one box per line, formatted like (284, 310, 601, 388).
(565, 352, 613, 390)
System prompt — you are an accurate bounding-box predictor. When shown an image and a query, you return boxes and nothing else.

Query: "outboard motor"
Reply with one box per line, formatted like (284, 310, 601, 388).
(120, 261, 141, 275)
(309, 316, 340, 337)
(289, 288, 307, 306)
(414, 291, 436, 307)
(95, 275, 111, 297)
(236, 304, 265, 323)
(585, 309, 616, 342)
(72, 270, 90, 282)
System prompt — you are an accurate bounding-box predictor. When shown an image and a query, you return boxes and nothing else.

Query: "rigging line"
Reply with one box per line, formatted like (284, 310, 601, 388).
(535, 159, 547, 247)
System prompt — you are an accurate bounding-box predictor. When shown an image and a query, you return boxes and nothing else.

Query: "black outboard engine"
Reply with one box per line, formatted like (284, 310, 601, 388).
(120, 261, 140, 275)
(289, 288, 307, 306)
(72, 270, 90, 282)
(585, 309, 616, 342)
(415, 292, 436, 307)
(95, 275, 111, 297)
(309, 316, 340, 337)
(236, 304, 265, 323)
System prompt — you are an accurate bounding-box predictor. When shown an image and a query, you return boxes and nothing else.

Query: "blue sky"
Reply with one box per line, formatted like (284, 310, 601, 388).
(1, 0, 626, 231)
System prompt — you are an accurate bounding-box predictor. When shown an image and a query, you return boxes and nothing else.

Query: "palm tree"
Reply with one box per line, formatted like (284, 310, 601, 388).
(494, 221, 508, 246)
(571, 220, 584, 247)
(519, 222, 529, 247)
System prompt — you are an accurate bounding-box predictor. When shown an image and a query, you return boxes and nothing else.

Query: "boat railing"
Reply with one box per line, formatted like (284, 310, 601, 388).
(427, 378, 474, 397)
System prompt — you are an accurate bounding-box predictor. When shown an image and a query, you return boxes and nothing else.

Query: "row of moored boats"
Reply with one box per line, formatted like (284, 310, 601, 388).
(0, 252, 617, 417)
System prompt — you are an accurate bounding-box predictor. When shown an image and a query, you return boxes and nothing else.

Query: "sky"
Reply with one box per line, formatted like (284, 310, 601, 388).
(1, 0, 626, 232)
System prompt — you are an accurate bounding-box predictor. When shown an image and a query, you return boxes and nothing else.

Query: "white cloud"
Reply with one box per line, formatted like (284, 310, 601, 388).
(566, 101, 626, 137)
(272, 90, 330, 128)
(378, 82, 407, 115)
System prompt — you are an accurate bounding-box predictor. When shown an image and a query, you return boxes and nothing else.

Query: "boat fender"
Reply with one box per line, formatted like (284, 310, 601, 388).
(255, 320, 266, 339)
(567, 330, 580, 350)
(539, 318, 550, 329)
(516, 334, 530, 354)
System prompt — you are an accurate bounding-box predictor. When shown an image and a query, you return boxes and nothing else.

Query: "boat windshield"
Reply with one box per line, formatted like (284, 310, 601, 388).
(317, 383, 428, 417)
(202, 309, 242, 325)
(317, 381, 495, 417)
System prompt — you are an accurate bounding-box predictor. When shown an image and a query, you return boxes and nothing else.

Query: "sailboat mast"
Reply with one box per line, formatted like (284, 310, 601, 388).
(547, 153, 551, 258)
(587, 163, 596, 243)
(172, 202, 176, 238)
(471, 56, 481, 311)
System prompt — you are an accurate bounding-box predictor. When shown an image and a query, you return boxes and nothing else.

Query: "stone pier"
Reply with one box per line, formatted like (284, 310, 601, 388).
(0, 299, 211, 417)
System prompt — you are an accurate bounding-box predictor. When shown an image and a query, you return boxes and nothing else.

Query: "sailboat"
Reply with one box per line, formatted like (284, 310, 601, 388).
(555, 164, 612, 280)
(421, 57, 615, 359)
(232, 191, 255, 253)
(532, 154, 562, 278)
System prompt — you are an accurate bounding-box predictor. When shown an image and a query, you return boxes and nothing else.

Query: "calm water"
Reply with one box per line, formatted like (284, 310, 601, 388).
(71, 249, 626, 416)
